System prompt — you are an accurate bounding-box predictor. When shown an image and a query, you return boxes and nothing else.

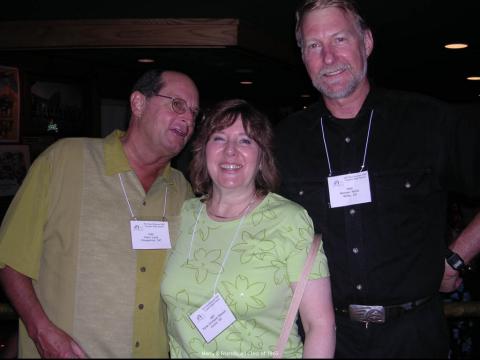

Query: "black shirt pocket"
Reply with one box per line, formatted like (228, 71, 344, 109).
(371, 168, 435, 250)
(373, 168, 433, 209)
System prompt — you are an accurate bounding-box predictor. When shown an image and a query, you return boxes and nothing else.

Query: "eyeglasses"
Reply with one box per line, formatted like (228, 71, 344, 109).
(155, 94, 200, 119)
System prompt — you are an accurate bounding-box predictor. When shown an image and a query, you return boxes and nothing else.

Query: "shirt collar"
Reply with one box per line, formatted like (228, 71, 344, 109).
(104, 130, 130, 175)
(103, 130, 174, 185)
(308, 85, 384, 121)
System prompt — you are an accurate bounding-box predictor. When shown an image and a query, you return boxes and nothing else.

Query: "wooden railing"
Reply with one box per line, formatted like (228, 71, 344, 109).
(444, 301, 480, 318)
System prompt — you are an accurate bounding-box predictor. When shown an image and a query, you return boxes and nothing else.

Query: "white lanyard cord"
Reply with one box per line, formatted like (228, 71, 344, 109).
(360, 109, 374, 172)
(320, 116, 333, 177)
(118, 173, 168, 221)
(119, 173, 136, 219)
(212, 211, 248, 294)
(188, 204, 204, 260)
(162, 186, 168, 221)
(320, 109, 374, 176)
(188, 200, 254, 296)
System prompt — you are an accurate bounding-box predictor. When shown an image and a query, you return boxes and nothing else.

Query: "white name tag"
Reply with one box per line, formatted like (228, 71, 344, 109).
(189, 293, 236, 343)
(130, 220, 171, 249)
(327, 171, 372, 208)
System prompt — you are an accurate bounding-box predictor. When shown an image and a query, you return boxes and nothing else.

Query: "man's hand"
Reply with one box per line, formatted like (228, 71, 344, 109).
(439, 261, 463, 293)
(32, 321, 87, 358)
(0, 266, 87, 358)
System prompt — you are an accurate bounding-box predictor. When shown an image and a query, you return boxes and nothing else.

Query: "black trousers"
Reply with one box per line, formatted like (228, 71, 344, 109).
(333, 295, 449, 358)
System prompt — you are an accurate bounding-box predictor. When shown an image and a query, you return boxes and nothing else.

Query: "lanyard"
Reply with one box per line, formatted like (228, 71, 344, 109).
(188, 199, 254, 296)
(320, 109, 374, 176)
(118, 173, 168, 221)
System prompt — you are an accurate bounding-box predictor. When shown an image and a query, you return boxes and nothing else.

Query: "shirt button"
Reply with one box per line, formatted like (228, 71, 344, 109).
(299, 190, 304, 196)
(405, 181, 411, 189)
(349, 208, 356, 215)
(352, 247, 359, 254)
(138, 304, 144, 310)
(356, 284, 363, 291)
(140, 266, 146, 272)
(345, 137, 351, 143)
(135, 341, 140, 348)
(142, 200, 146, 206)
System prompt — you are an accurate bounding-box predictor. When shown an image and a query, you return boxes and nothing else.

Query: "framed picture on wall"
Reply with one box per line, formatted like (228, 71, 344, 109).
(0, 66, 20, 142)
(29, 78, 84, 137)
(0, 144, 30, 197)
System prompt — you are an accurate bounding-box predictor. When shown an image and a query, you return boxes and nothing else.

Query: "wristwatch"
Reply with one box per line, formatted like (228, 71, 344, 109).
(445, 248, 471, 272)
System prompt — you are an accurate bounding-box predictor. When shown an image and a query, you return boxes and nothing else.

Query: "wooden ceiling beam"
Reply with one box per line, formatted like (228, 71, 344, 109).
(0, 18, 296, 65)
(0, 19, 239, 49)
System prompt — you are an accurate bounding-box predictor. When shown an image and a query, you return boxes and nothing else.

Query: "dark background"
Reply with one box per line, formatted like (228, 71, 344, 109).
(2, 0, 480, 109)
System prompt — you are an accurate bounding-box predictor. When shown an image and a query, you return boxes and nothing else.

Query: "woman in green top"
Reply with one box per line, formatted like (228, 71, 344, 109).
(161, 99, 335, 358)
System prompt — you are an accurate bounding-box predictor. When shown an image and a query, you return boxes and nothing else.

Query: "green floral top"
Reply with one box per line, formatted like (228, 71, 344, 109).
(161, 192, 329, 358)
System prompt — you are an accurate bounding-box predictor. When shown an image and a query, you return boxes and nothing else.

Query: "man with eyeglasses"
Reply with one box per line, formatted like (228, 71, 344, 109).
(0, 69, 200, 358)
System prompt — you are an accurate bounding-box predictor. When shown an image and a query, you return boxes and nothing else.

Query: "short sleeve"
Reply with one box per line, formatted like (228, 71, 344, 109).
(283, 205, 330, 283)
(0, 153, 51, 279)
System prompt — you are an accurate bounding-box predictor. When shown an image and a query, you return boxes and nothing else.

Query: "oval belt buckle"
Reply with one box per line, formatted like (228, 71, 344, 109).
(348, 304, 386, 328)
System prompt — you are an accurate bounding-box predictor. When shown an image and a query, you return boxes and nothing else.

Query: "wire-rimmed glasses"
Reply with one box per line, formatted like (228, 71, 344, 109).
(155, 94, 200, 119)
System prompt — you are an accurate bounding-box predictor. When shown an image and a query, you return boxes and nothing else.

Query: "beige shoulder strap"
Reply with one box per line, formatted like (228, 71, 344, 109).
(273, 234, 321, 358)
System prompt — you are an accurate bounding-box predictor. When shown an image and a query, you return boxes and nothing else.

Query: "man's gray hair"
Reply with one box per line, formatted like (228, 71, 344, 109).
(295, 0, 369, 47)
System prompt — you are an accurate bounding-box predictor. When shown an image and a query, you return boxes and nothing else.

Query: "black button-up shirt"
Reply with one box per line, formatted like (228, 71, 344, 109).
(275, 88, 480, 308)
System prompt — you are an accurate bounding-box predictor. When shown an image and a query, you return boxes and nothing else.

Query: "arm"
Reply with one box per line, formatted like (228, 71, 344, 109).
(292, 277, 336, 358)
(440, 210, 480, 293)
(0, 266, 87, 358)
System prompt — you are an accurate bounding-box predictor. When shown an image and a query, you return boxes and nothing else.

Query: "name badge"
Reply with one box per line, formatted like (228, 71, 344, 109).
(130, 220, 171, 249)
(327, 171, 372, 208)
(189, 293, 236, 343)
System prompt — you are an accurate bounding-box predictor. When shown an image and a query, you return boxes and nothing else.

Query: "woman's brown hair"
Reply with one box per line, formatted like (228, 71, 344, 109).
(189, 99, 279, 197)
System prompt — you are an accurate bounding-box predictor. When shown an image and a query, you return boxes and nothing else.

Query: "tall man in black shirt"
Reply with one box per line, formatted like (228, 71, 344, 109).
(275, 0, 480, 357)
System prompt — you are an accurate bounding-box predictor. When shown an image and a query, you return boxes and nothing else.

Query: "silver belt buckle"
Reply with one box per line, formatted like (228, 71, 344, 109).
(348, 304, 386, 324)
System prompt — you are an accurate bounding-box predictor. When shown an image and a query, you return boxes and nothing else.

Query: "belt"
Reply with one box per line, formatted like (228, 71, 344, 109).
(334, 296, 433, 327)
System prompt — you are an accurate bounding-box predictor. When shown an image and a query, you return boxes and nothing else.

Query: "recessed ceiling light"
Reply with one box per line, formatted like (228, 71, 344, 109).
(240, 80, 253, 85)
(466, 76, 480, 81)
(137, 58, 155, 63)
(444, 43, 468, 49)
